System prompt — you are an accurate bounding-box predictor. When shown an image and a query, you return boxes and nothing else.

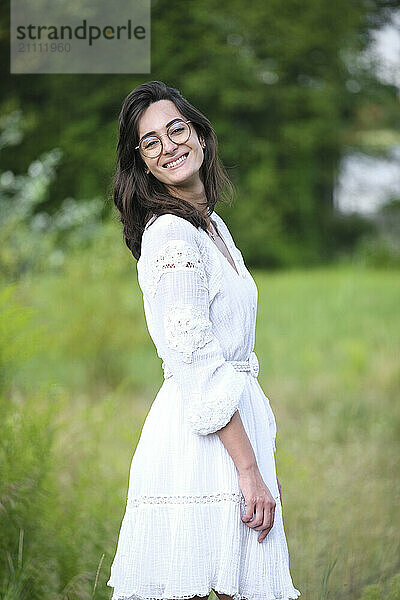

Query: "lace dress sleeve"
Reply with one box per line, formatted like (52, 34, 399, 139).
(139, 214, 247, 436)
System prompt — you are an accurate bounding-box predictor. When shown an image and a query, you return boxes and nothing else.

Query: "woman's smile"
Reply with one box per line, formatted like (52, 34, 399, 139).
(162, 151, 189, 170)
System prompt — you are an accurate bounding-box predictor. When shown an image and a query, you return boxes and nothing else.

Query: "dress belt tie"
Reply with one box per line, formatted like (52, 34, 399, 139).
(162, 351, 259, 380)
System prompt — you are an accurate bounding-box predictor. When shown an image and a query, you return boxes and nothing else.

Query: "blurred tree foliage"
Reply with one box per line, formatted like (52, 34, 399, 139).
(0, 111, 104, 281)
(0, 0, 398, 267)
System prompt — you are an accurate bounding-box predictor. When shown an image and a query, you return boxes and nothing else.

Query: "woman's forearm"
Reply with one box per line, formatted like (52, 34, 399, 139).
(216, 409, 277, 542)
(216, 409, 258, 474)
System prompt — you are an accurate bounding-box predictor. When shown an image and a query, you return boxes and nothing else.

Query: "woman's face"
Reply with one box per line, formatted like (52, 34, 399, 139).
(137, 99, 205, 189)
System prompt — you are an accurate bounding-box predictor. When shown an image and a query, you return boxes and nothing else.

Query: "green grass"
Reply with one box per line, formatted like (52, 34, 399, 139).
(1, 247, 399, 600)
(252, 266, 400, 598)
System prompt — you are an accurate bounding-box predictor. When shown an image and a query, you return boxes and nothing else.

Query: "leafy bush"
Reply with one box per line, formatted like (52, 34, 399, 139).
(352, 233, 400, 268)
(0, 110, 104, 281)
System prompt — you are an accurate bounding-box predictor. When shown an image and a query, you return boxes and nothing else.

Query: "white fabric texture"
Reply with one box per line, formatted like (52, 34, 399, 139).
(107, 211, 301, 600)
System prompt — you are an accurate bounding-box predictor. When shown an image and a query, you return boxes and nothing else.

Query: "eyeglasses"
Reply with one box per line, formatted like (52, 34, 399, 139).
(135, 119, 192, 158)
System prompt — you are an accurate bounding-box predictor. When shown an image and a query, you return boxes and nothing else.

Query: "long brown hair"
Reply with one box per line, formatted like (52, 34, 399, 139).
(112, 80, 234, 260)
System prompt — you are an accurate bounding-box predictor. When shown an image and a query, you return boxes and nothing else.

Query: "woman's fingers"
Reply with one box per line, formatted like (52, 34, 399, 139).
(238, 469, 277, 542)
(241, 499, 255, 523)
(257, 504, 276, 542)
(254, 500, 275, 531)
(242, 497, 276, 543)
(252, 501, 265, 529)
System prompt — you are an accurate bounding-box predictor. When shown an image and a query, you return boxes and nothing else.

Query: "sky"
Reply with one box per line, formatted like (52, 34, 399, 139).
(372, 10, 400, 89)
(334, 9, 400, 215)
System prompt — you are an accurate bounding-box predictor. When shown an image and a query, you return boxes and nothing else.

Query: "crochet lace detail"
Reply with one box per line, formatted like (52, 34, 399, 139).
(128, 491, 281, 509)
(128, 491, 246, 509)
(146, 239, 207, 298)
(164, 304, 214, 363)
(185, 367, 247, 435)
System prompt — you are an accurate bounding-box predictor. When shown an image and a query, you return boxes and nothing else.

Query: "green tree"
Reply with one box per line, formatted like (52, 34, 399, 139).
(0, 0, 398, 266)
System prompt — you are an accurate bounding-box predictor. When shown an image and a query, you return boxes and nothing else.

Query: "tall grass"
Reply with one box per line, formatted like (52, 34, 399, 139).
(254, 265, 400, 598)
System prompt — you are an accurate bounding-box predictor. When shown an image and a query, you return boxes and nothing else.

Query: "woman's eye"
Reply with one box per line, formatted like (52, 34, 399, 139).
(144, 139, 157, 149)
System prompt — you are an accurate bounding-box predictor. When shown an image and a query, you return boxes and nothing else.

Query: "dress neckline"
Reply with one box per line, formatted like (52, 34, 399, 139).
(203, 212, 244, 279)
(142, 211, 245, 279)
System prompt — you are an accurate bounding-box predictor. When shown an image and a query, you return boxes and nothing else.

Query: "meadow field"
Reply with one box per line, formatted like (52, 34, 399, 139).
(1, 221, 399, 600)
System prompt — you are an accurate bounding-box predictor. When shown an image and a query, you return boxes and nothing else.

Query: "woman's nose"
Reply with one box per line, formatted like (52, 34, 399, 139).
(161, 135, 178, 154)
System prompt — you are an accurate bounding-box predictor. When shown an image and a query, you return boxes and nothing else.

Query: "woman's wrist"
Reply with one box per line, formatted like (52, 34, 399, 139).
(237, 461, 259, 476)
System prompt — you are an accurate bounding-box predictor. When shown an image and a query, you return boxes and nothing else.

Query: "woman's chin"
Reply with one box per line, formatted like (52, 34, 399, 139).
(163, 167, 200, 186)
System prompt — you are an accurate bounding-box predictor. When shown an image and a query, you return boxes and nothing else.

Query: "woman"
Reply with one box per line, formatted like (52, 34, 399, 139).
(107, 80, 301, 600)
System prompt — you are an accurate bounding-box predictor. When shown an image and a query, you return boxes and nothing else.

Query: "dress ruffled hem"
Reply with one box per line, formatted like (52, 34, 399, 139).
(106, 499, 301, 600)
(107, 585, 301, 600)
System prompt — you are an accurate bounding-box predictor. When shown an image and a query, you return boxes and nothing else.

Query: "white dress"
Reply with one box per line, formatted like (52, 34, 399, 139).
(107, 210, 301, 600)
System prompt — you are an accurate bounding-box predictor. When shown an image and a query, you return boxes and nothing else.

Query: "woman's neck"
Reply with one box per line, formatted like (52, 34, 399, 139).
(166, 178, 209, 220)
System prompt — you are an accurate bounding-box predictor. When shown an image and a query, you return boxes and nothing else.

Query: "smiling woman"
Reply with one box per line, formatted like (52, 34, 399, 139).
(107, 80, 301, 600)
(112, 81, 234, 261)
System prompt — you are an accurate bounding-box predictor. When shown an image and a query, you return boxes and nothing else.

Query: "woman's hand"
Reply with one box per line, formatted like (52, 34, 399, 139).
(238, 464, 276, 543)
(277, 475, 283, 508)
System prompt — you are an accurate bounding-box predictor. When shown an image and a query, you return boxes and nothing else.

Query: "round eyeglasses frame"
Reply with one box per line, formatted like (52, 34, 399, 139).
(135, 120, 192, 158)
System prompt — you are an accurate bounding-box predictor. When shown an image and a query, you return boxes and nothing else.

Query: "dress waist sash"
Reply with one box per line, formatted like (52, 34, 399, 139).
(162, 350, 259, 380)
